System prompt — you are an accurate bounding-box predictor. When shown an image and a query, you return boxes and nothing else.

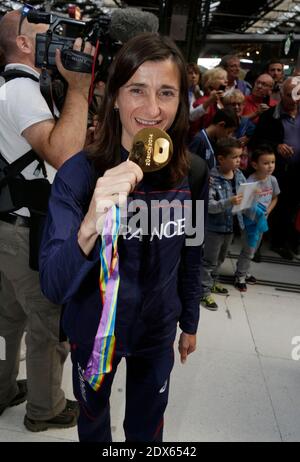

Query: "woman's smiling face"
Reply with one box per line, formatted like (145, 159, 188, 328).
(115, 58, 180, 151)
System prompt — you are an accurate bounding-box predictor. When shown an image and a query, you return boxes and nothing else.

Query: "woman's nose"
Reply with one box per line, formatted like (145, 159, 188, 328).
(144, 94, 161, 117)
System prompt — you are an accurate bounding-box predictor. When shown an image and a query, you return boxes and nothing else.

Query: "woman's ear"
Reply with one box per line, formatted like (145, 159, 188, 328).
(16, 34, 33, 55)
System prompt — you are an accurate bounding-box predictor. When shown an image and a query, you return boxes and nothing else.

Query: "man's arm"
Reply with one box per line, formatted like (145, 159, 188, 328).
(22, 39, 94, 169)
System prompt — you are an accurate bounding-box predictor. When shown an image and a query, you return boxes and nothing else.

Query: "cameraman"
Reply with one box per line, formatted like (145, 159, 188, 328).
(0, 9, 94, 431)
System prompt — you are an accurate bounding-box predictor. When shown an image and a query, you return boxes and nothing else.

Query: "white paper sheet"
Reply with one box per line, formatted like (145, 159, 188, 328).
(232, 181, 258, 214)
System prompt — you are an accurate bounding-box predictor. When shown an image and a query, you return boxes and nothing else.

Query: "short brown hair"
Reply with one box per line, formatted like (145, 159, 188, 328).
(186, 62, 200, 76)
(215, 137, 242, 158)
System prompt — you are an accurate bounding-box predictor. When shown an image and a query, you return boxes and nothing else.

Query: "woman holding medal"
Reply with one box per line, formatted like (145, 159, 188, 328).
(39, 32, 208, 442)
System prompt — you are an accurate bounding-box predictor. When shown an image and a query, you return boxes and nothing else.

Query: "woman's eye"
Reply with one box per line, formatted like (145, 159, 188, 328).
(130, 88, 143, 95)
(160, 90, 176, 98)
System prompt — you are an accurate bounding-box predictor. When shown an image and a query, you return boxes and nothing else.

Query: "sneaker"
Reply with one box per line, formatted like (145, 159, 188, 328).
(292, 245, 300, 260)
(270, 246, 294, 260)
(24, 399, 79, 432)
(200, 295, 218, 311)
(245, 274, 257, 285)
(234, 277, 247, 292)
(0, 380, 28, 416)
(252, 249, 261, 263)
(211, 283, 229, 295)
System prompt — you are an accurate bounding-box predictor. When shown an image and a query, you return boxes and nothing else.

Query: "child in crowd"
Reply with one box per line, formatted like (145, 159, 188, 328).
(201, 138, 245, 310)
(189, 107, 239, 170)
(234, 145, 280, 291)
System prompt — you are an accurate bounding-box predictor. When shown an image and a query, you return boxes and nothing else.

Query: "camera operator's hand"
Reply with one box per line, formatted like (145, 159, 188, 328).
(22, 43, 98, 169)
(55, 38, 95, 98)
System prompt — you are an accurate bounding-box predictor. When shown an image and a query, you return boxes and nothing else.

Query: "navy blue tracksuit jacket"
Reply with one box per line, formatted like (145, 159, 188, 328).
(39, 150, 207, 361)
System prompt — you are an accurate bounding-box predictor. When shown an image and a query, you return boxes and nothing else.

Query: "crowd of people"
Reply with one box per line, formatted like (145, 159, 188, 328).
(0, 4, 299, 443)
(187, 55, 300, 309)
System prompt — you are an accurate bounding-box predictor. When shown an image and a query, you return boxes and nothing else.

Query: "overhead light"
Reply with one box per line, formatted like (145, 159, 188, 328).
(240, 59, 254, 63)
(197, 58, 221, 69)
(210, 1, 221, 10)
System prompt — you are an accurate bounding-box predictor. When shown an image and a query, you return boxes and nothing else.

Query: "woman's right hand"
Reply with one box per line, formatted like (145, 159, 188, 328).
(207, 90, 219, 104)
(78, 161, 143, 256)
(203, 90, 223, 111)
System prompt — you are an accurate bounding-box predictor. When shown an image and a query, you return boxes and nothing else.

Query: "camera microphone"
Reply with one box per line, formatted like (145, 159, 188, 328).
(109, 8, 159, 43)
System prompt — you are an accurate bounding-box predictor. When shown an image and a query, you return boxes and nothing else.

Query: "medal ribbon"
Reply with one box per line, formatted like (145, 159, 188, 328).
(84, 205, 120, 391)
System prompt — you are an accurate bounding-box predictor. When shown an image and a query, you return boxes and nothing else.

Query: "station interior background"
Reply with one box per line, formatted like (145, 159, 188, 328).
(0, 0, 300, 442)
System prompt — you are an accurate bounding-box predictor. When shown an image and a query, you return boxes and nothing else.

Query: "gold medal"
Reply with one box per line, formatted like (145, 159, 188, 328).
(128, 128, 173, 172)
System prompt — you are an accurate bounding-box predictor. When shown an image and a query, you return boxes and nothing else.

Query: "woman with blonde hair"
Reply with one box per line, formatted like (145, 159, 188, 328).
(189, 67, 228, 140)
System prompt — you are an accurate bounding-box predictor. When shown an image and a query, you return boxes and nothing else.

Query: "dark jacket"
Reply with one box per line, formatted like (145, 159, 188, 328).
(250, 105, 287, 175)
(39, 150, 208, 363)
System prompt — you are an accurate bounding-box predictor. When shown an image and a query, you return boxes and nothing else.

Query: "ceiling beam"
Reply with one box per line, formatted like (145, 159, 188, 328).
(206, 33, 300, 42)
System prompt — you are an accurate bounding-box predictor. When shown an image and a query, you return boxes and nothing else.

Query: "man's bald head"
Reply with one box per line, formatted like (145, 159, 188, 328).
(0, 10, 20, 63)
(253, 73, 274, 98)
(0, 9, 48, 65)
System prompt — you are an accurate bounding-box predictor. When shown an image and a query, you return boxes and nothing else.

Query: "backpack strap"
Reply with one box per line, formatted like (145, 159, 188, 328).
(39, 69, 55, 117)
(0, 69, 53, 180)
(1, 69, 39, 83)
(1, 68, 55, 117)
(0, 150, 38, 189)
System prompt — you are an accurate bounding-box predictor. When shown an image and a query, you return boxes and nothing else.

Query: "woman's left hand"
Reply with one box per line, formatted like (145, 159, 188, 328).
(178, 332, 197, 364)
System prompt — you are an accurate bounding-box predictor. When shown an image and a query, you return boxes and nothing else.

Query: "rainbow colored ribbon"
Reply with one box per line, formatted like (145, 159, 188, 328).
(84, 205, 120, 391)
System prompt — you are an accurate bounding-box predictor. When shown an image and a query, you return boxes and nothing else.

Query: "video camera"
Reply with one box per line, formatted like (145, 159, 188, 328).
(27, 9, 121, 81)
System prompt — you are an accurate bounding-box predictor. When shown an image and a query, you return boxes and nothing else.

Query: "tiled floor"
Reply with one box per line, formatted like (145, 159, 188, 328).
(1, 257, 300, 442)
